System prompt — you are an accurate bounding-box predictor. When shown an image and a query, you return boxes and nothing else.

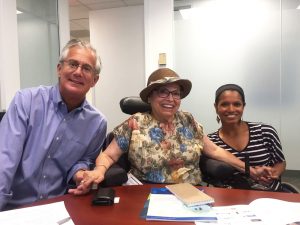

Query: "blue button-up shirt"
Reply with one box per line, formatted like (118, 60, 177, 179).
(0, 85, 107, 210)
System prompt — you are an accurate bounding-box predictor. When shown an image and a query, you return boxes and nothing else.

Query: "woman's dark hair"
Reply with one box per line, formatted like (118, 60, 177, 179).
(215, 84, 245, 105)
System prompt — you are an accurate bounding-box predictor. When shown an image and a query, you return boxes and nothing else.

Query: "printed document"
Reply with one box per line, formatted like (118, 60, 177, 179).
(195, 198, 300, 225)
(0, 201, 74, 225)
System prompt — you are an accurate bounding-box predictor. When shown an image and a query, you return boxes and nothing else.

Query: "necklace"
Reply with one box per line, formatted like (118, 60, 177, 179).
(160, 121, 175, 135)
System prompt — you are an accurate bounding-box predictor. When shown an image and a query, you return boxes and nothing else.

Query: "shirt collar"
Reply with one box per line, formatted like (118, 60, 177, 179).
(52, 84, 88, 112)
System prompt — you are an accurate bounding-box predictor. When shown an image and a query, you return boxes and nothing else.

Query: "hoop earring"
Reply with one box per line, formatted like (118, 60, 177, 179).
(216, 115, 220, 124)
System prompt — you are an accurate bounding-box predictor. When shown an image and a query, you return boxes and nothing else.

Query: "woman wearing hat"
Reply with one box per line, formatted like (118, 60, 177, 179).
(207, 84, 286, 191)
(70, 69, 271, 194)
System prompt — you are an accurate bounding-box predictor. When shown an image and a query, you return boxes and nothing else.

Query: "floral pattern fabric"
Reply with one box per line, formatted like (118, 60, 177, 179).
(113, 111, 204, 184)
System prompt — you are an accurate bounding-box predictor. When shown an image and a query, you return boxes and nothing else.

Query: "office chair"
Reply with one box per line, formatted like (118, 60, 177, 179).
(106, 96, 151, 171)
(200, 155, 268, 190)
(0, 111, 5, 122)
(119, 96, 151, 115)
(101, 97, 151, 186)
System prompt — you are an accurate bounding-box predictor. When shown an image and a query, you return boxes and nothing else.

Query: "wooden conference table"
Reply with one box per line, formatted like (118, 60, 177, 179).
(28, 184, 300, 225)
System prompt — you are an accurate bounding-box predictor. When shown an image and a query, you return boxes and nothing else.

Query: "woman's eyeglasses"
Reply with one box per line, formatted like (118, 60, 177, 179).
(155, 87, 181, 100)
(62, 59, 95, 76)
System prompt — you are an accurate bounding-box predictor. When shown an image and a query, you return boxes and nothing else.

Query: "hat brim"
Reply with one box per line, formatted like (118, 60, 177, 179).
(140, 79, 192, 103)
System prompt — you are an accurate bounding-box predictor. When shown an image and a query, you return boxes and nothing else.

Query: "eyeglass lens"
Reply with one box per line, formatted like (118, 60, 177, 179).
(65, 59, 94, 75)
(157, 88, 181, 100)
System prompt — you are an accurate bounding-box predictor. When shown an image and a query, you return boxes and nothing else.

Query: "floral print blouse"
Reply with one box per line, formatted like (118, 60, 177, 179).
(113, 111, 204, 184)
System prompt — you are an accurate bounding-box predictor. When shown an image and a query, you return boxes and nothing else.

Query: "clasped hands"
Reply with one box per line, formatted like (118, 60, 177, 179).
(68, 169, 105, 195)
(250, 166, 279, 186)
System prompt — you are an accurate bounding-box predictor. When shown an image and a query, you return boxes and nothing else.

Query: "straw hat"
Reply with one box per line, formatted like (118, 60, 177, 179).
(140, 68, 192, 103)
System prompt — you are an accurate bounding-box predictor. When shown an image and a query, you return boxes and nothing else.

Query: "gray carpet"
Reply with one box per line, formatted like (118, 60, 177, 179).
(281, 170, 300, 191)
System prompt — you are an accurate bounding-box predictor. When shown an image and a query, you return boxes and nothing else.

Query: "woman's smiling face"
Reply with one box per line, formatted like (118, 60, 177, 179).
(215, 90, 245, 125)
(149, 83, 181, 122)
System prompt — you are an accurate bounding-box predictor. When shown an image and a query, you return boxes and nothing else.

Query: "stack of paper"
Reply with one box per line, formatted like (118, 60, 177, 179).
(145, 187, 217, 222)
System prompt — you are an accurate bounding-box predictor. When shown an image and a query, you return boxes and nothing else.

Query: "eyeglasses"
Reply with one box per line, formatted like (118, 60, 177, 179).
(155, 87, 181, 100)
(62, 59, 95, 76)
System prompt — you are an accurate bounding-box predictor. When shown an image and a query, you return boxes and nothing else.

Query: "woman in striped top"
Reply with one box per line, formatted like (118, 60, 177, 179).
(207, 84, 286, 191)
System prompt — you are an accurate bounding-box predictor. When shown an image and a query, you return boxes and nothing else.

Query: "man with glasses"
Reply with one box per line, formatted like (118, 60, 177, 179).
(71, 68, 270, 194)
(0, 39, 107, 211)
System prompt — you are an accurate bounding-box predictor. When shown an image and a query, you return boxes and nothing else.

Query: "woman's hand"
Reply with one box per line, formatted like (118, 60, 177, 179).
(256, 166, 281, 185)
(250, 165, 282, 186)
(250, 166, 272, 181)
(83, 168, 106, 185)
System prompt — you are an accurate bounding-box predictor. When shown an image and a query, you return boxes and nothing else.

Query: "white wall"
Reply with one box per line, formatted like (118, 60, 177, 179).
(174, 0, 281, 133)
(144, 0, 174, 77)
(90, 5, 145, 132)
(0, 0, 20, 110)
(58, 0, 70, 51)
(0, 0, 69, 110)
(17, 0, 64, 89)
(174, 0, 300, 169)
(280, 0, 300, 170)
(17, 17, 59, 88)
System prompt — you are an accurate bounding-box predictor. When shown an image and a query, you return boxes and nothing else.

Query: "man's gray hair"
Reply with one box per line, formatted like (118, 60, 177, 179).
(59, 39, 102, 76)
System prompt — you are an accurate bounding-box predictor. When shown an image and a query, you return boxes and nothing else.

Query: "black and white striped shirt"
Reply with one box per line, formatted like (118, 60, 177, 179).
(208, 122, 285, 191)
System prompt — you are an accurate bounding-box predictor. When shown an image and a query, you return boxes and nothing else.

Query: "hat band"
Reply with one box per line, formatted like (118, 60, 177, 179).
(148, 77, 180, 86)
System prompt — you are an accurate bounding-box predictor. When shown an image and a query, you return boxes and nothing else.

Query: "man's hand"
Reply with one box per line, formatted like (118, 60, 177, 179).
(68, 168, 105, 196)
(68, 170, 91, 195)
(83, 169, 106, 185)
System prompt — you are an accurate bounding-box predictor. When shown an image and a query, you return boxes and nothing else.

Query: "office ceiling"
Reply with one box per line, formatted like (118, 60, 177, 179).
(68, 0, 190, 39)
(69, 0, 144, 39)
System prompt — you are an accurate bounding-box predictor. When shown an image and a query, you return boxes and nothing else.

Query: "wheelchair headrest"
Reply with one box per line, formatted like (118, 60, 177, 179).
(0, 111, 5, 122)
(119, 96, 151, 115)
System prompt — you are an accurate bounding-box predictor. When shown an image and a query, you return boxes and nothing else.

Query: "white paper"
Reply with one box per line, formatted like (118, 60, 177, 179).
(195, 198, 300, 225)
(249, 198, 300, 225)
(198, 205, 267, 225)
(0, 201, 74, 225)
(123, 172, 143, 185)
(147, 193, 217, 221)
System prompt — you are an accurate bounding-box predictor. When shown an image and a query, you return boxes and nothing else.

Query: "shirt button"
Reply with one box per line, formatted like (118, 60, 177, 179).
(56, 137, 60, 141)
(63, 118, 66, 122)
(48, 155, 51, 159)
(43, 175, 47, 179)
